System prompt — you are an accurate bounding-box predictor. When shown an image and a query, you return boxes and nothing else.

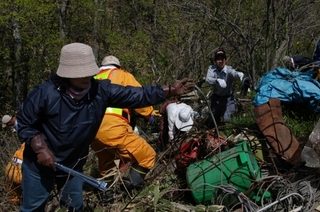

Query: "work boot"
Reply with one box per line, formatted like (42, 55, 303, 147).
(120, 163, 149, 196)
(253, 98, 302, 165)
(95, 176, 115, 206)
(97, 190, 115, 206)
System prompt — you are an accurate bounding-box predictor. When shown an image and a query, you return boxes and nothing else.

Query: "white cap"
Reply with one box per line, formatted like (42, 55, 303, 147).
(101, 55, 120, 67)
(282, 55, 291, 64)
(2, 115, 12, 128)
(174, 106, 194, 131)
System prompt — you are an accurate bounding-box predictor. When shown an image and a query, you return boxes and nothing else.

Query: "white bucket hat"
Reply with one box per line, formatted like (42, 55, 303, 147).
(2, 115, 12, 128)
(57, 43, 99, 78)
(101, 55, 120, 67)
(175, 106, 194, 132)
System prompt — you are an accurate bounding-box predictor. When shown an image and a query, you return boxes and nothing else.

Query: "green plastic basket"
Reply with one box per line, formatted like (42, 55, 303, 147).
(186, 141, 267, 205)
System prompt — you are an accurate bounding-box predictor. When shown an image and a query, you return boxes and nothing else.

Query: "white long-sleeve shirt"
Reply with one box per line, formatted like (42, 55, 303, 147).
(166, 102, 190, 141)
(206, 64, 243, 96)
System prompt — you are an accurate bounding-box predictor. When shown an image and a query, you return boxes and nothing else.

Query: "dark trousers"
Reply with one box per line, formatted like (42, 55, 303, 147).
(20, 163, 84, 212)
(210, 94, 235, 126)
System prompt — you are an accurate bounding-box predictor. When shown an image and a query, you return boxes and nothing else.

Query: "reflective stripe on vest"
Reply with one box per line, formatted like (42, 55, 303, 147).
(95, 69, 131, 123)
(105, 107, 131, 123)
(94, 69, 114, 80)
(12, 158, 23, 165)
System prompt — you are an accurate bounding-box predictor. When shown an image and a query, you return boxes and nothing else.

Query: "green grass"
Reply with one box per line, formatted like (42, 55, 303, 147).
(229, 100, 320, 142)
(282, 105, 320, 140)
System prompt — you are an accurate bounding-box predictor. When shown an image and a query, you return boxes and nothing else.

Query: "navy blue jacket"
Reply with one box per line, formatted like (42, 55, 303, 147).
(17, 76, 166, 176)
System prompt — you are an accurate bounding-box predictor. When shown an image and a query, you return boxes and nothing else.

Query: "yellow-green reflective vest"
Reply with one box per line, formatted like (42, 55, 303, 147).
(95, 69, 131, 123)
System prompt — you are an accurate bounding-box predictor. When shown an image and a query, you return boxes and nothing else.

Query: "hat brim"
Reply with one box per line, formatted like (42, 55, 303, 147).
(175, 118, 193, 132)
(57, 63, 99, 78)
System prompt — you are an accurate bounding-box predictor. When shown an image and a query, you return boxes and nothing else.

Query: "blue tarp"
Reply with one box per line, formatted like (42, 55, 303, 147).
(253, 68, 320, 113)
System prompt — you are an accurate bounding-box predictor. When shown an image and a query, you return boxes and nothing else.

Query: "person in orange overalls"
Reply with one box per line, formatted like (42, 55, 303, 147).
(3, 115, 23, 204)
(92, 55, 158, 204)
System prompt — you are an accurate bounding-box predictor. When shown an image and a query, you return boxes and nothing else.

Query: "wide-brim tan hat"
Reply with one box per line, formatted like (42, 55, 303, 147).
(57, 43, 99, 78)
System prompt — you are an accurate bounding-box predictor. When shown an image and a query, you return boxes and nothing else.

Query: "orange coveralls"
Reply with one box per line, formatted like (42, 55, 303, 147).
(92, 68, 156, 176)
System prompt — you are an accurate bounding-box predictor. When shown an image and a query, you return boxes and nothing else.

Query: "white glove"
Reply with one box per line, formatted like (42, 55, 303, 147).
(217, 79, 227, 88)
(168, 131, 174, 141)
(192, 111, 200, 119)
(237, 72, 244, 81)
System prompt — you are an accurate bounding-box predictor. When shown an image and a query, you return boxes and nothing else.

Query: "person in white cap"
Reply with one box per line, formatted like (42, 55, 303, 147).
(157, 100, 194, 152)
(282, 55, 295, 71)
(168, 103, 194, 139)
(92, 55, 160, 204)
(2, 115, 17, 132)
(16, 42, 195, 211)
(2, 114, 22, 204)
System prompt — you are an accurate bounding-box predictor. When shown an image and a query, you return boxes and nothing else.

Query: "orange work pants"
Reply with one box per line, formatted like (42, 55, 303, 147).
(92, 115, 156, 176)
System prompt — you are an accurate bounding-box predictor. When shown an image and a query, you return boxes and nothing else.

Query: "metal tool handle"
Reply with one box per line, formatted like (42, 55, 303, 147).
(55, 162, 107, 191)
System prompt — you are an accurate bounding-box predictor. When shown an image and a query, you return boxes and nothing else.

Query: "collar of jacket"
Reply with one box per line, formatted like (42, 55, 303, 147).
(99, 65, 117, 71)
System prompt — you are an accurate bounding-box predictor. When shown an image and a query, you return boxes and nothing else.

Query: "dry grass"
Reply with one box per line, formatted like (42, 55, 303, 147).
(2, 97, 320, 211)
(0, 131, 21, 211)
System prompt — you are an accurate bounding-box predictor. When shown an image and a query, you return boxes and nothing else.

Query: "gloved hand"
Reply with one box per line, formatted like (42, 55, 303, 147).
(192, 111, 200, 119)
(168, 131, 174, 141)
(152, 110, 162, 117)
(30, 135, 56, 171)
(237, 72, 244, 81)
(148, 114, 155, 125)
(217, 79, 227, 88)
(162, 78, 195, 97)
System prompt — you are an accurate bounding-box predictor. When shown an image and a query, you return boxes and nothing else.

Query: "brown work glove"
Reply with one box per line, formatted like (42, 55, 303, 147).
(162, 78, 195, 97)
(30, 135, 56, 171)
